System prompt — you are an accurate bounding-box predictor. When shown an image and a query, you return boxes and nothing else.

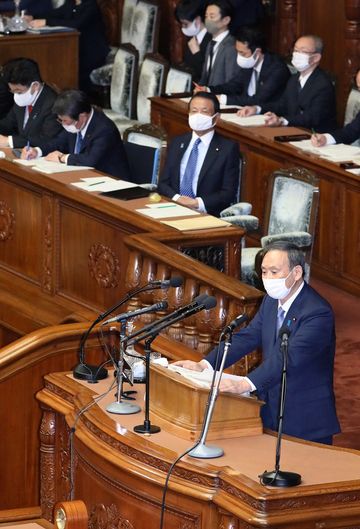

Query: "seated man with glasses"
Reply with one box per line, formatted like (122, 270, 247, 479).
(22, 89, 131, 180)
(0, 58, 61, 148)
(238, 35, 338, 132)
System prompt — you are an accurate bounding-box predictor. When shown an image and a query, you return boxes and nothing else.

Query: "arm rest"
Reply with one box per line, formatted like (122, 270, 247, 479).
(220, 202, 252, 217)
(221, 214, 259, 230)
(261, 232, 312, 247)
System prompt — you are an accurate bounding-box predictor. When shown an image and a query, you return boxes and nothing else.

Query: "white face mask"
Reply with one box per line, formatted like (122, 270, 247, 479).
(262, 269, 295, 300)
(237, 51, 257, 69)
(291, 51, 311, 72)
(188, 112, 217, 131)
(62, 123, 78, 134)
(181, 20, 200, 37)
(14, 83, 38, 107)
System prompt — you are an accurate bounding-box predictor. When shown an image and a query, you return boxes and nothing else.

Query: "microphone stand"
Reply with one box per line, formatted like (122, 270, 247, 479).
(259, 333, 301, 487)
(133, 335, 160, 434)
(106, 319, 141, 415)
(188, 331, 234, 459)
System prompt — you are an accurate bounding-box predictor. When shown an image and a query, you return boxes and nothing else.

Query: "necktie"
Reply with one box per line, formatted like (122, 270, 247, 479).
(74, 132, 83, 154)
(180, 138, 201, 198)
(206, 40, 216, 84)
(248, 69, 258, 97)
(28, 105, 33, 114)
(276, 306, 285, 333)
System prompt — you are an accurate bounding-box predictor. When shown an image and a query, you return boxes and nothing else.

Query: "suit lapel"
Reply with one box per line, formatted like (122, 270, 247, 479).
(197, 133, 219, 187)
(176, 134, 191, 187)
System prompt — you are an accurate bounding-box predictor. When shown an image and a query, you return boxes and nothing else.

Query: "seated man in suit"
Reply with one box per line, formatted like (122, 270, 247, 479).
(199, 0, 238, 86)
(175, 0, 211, 83)
(239, 35, 337, 132)
(22, 89, 131, 180)
(174, 241, 341, 445)
(158, 92, 240, 217)
(0, 58, 61, 148)
(195, 26, 290, 107)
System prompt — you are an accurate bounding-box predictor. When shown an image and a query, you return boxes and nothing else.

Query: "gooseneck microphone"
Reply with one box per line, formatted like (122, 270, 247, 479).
(259, 325, 301, 487)
(223, 313, 248, 334)
(73, 277, 183, 382)
(102, 301, 168, 325)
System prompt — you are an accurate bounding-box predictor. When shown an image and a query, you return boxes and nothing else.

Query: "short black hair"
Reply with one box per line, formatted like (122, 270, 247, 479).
(189, 91, 220, 114)
(235, 26, 267, 53)
(53, 89, 92, 119)
(205, 0, 233, 19)
(262, 241, 305, 275)
(2, 58, 42, 86)
(175, 0, 205, 22)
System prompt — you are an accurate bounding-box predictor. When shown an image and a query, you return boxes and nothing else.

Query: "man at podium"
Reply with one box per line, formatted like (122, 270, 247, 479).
(175, 241, 340, 445)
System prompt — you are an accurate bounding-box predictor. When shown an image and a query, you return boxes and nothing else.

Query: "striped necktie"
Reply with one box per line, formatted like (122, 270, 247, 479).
(180, 138, 201, 198)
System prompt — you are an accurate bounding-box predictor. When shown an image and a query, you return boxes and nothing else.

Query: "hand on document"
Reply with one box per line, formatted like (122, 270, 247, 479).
(218, 376, 252, 394)
(311, 133, 327, 147)
(237, 106, 257, 117)
(172, 359, 208, 372)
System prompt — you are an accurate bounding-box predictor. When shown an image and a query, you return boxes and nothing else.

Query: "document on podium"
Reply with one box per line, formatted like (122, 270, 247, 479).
(160, 215, 231, 231)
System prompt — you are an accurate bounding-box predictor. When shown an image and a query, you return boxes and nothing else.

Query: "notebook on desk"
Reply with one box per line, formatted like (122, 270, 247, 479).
(100, 186, 151, 200)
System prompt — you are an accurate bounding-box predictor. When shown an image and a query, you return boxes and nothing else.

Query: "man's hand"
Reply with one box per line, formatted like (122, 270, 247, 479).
(29, 19, 46, 28)
(188, 37, 200, 54)
(264, 112, 282, 127)
(0, 135, 9, 147)
(45, 150, 64, 162)
(193, 82, 208, 93)
(311, 133, 326, 147)
(177, 196, 199, 209)
(237, 106, 257, 117)
(172, 359, 207, 371)
(20, 146, 37, 159)
(219, 376, 252, 394)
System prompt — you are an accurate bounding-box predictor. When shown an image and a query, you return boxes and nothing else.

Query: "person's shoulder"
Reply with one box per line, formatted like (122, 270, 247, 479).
(310, 67, 335, 87)
(299, 282, 334, 314)
(213, 132, 239, 149)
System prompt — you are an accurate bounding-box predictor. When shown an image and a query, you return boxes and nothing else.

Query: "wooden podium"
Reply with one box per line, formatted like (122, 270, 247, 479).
(150, 364, 263, 440)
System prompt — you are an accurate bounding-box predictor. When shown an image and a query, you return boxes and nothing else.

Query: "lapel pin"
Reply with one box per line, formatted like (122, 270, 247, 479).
(180, 143, 184, 149)
(215, 147, 219, 152)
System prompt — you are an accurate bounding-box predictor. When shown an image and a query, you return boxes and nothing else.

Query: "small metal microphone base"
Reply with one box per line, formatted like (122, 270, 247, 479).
(106, 401, 141, 414)
(73, 363, 108, 382)
(188, 443, 224, 459)
(260, 470, 301, 487)
(134, 420, 160, 434)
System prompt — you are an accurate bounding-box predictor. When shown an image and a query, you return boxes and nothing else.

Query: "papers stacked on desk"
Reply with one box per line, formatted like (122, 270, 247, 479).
(168, 364, 251, 395)
(27, 26, 73, 34)
(14, 157, 93, 173)
(289, 140, 360, 162)
(220, 113, 266, 126)
(71, 177, 136, 192)
(136, 202, 200, 219)
(160, 215, 231, 231)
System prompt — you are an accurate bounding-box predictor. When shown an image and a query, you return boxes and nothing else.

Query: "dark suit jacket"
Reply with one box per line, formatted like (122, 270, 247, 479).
(210, 53, 290, 107)
(40, 109, 131, 180)
(206, 283, 340, 441)
(199, 33, 238, 86)
(332, 110, 360, 144)
(183, 32, 212, 83)
(28, 0, 109, 91)
(158, 131, 240, 217)
(263, 67, 338, 132)
(0, 84, 61, 148)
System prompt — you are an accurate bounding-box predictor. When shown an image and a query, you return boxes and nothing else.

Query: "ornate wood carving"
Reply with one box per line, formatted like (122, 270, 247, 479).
(42, 194, 55, 295)
(89, 503, 135, 529)
(0, 200, 15, 241)
(39, 407, 57, 521)
(277, 0, 298, 56)
(88, 243, 120, 288)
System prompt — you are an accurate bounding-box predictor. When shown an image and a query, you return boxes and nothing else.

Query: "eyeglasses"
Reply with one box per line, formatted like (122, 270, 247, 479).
(56, 117, 78, 126)
(293, 48, 317, 55)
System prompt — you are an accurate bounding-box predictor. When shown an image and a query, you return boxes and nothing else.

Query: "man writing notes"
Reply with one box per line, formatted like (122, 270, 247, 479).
(239, 35, 337, 132)
(199, 0, 238, 86)
(195, 26, 290, 107)
(23, 90, 131, 180)
(157, 92, 240, 217)
(174, 241, 340, 445)
(0, 58, 61, 148)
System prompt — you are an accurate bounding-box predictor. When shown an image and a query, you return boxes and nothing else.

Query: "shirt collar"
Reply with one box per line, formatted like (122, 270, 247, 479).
(196, 27, 207, 44)
(279, 280, 305, 313)
(79, 107, 94, 137)
(213, 29, 229, 44)
(191, 129, 215, 146)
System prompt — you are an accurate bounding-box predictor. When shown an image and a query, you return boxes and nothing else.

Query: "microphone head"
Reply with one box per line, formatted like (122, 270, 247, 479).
(278, 324, 291, 338)
(193, 293, 209, 305)
(169, 276, 183, 287)
(203, 296, 217, 310)
(156, 300, 168, 310)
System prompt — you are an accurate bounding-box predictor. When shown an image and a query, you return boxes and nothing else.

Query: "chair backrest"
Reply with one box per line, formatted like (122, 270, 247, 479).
(123, 123, 167, 184)
(165, 67, 192, 95)
(110, 44, 139, 119)
(136, 53, 168, 122)
(128, 0, 160, 64)
(121, 0, 137, 43)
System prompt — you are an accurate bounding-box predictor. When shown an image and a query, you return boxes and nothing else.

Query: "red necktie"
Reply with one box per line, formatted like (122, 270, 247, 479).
(28, 105, 33, 114)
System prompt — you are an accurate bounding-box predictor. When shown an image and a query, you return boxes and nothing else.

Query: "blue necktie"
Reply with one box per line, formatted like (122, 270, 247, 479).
(277, 306, 285, 333)
(180, 138, 201, 198)
(74, 131, 83, 154)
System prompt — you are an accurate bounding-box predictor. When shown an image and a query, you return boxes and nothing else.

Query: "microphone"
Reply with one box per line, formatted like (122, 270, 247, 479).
(102, 301, 168, 325)
(126, 295, 217, 346)
(149, 276, 183, 288)
(278, 324, 291, 345)
(223, 313, 248, 334)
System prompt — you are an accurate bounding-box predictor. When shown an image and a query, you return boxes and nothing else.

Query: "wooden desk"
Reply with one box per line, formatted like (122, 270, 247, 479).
(36, 370, 360, 529)
(151, 97, 360, 297)
(0, 31, 79, 89)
